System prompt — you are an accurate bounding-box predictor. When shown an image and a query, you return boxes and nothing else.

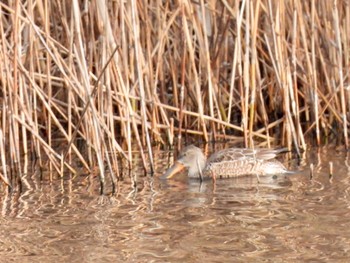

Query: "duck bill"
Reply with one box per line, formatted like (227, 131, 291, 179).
(161, 162, 185, 179)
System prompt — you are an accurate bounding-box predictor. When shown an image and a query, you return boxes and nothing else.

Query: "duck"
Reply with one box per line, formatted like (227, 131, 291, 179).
(163, 145, 290, 181)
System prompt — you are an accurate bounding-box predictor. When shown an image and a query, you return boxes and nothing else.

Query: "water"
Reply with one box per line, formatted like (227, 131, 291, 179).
(1, 146, 350, 262)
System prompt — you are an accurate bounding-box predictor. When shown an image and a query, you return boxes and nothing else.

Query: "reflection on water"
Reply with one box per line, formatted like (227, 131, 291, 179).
(1, 146, 350, 262)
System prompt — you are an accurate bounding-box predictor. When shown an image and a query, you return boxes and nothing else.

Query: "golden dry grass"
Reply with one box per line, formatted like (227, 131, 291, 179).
(0, 0, 349, 189)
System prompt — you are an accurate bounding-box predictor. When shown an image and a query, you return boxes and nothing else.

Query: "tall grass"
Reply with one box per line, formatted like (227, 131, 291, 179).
(0, 0, 349, 189)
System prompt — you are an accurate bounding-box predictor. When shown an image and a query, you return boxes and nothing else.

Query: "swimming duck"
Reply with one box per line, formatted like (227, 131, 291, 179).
(163, 145, 290, 181)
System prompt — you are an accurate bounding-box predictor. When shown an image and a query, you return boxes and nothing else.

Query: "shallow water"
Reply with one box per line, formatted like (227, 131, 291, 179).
(1, 146, 350, 262)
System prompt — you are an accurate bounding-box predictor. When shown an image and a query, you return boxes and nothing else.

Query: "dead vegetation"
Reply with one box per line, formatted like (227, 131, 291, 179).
(0, 1, 349, 190)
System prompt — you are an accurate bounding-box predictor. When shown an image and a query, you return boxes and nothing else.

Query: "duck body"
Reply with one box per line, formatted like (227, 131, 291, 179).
(163, 145, 289, 180)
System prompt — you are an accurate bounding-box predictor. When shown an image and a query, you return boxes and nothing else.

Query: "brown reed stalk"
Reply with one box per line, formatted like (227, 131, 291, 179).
(291, 8, 306, 152)
(242, 0, 250, 147)
(0, 129, 10, 187)
(310, 0, 320, 146)
(333, 2, 349, 148)
(44, 0, 53, 176)
(249, 0, 260, 147)
(183, 1, 208, 142)
(131, 0, 154, 174)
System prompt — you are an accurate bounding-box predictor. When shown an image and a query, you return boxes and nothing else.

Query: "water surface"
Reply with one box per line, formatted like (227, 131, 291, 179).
(1, 146, 350, 262)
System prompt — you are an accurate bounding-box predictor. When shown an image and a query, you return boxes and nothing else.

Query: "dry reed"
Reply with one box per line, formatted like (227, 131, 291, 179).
(0, 0, 349, 191)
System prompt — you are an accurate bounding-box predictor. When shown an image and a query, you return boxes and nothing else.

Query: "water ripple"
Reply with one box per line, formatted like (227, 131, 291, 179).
(1, 147, 350, 261)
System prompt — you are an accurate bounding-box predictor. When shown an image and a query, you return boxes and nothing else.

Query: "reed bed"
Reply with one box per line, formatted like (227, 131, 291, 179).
(0, 0, 349, 190)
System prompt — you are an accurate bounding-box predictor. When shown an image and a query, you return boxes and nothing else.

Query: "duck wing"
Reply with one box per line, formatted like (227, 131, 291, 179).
(207, 147, 288, 165)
